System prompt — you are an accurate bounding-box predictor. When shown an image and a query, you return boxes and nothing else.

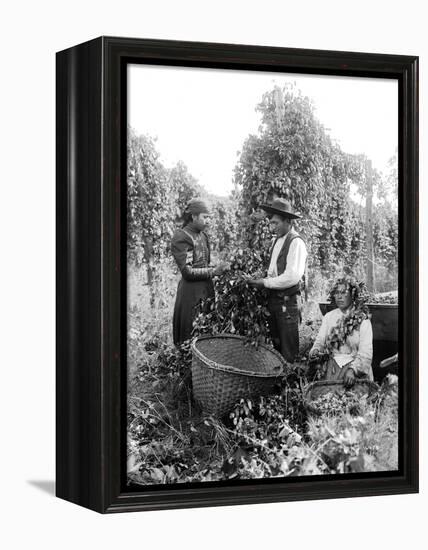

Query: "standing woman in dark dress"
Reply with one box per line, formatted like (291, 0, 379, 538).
(171, 198, 229, 346)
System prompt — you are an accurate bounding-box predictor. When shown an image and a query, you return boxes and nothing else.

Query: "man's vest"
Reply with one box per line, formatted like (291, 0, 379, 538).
(267, 231, 306, 297)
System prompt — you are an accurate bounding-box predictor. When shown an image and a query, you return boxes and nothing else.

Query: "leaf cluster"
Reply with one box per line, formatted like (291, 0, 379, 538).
(192, 248, 271, 345)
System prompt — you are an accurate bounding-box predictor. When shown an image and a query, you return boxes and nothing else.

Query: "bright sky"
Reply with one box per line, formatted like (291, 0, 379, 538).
(128, 64, 398, 198)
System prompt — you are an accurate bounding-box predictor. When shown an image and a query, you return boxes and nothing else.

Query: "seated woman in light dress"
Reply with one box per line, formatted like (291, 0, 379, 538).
(308, 276, 373, 389)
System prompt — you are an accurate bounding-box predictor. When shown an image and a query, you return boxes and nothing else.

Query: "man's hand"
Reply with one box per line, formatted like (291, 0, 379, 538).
(247, 278, 265, 289)
(309, 348, 320, 359)
(343, 368, 356, 389)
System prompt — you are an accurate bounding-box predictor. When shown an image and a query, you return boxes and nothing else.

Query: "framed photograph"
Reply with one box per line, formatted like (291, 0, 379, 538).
(56, 37, 418, 513)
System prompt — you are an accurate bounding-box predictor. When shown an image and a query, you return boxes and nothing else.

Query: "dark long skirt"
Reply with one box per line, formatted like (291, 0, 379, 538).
(173, 278, 215, 346)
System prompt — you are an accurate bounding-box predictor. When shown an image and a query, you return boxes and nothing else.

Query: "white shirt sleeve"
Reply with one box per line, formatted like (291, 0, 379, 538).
(263, 237, 307, 290)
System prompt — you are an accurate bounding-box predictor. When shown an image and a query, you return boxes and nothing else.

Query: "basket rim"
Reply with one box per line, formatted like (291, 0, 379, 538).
(191, 333, 285, 378)
(303, 379, 378, 399)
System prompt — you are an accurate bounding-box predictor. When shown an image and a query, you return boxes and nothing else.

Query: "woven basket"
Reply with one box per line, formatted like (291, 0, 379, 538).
(303, 379, 378, 415)
(191, 334, 285, 417)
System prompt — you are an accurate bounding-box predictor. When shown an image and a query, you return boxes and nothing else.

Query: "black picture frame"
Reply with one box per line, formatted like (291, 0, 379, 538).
(56, 36, 419, 513)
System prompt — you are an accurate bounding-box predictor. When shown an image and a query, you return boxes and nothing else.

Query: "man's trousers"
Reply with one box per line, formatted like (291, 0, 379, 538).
(267, 291, 302, 363)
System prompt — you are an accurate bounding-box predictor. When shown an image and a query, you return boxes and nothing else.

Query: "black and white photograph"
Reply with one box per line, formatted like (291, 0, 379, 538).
(1, 0, 424, 542)
(126, 64, 399, 485)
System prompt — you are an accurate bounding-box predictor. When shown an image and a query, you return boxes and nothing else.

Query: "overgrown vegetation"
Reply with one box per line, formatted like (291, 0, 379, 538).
(127, 262, 398, 485)
(128, 308, 398, 484)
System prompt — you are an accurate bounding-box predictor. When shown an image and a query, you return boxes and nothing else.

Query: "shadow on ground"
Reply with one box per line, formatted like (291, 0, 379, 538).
(27, 480, 55, 496)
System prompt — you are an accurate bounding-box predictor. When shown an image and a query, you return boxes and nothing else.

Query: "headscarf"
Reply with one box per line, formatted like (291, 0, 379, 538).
(182, 198, 210, 226)
(184, 198, 209, 216)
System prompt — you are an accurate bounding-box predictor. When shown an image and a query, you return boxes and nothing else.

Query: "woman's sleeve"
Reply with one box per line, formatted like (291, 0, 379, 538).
(351, 319, 373, 377)
(310, 313, 329, 355)
(171, 231, 214, 282)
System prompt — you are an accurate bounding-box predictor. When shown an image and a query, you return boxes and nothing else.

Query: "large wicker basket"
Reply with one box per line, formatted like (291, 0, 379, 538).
(191, 334, 285, 417)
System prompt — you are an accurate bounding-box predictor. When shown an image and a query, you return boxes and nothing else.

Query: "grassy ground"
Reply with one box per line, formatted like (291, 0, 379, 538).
(127, 263, 398, 485)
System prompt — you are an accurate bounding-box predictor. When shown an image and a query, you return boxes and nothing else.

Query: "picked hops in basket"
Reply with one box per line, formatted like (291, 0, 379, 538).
(303, 379, 379, 416)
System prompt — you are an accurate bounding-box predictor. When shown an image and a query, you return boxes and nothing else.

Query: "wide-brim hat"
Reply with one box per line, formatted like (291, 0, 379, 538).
(260, 198, 301, 219)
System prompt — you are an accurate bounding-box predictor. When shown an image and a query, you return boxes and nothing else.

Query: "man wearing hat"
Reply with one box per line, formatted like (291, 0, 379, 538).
(248, 198, 307, 362)
(171, 198, 229, 346)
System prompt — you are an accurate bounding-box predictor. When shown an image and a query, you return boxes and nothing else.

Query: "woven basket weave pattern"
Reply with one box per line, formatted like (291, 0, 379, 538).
(191, 335, 284, 417)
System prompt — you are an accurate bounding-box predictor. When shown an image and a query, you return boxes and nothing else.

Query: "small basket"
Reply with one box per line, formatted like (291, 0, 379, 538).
(303, 379, 378, 415)
(191, 334, 285, 417)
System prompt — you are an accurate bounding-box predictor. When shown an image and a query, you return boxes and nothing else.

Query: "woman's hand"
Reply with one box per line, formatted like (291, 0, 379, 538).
(343, 368, 356, 389)
(213, 261, 230, 276)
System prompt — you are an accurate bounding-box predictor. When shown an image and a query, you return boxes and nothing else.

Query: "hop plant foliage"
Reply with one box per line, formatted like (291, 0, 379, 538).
(233, 84, 398, 292)
(192, 248, 272, 345)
